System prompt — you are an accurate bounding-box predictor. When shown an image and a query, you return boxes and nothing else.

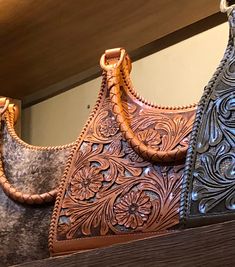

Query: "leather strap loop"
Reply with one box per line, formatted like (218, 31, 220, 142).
(0, 98, 10, 116)
(9, 103, 19, 124)
(220, 0, 235, 15)
(100, 48, 132, 73)
(101, 49, 188, 163)
(0, 102, 57, 205)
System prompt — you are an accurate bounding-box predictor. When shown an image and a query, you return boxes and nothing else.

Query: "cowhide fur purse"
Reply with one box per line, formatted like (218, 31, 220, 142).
(0, 99, 74, 266)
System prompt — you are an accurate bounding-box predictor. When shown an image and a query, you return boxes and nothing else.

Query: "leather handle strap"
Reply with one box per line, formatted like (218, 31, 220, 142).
(100, 48, 187, 163)
(0, 98, 10, 116)
(0, 98, 57, 204)
(220, 0, 235, 15)
(0, 171, 57, 205)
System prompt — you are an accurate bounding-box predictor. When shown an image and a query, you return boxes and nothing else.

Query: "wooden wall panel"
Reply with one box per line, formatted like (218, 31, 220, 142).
(0, 1, 226, 106)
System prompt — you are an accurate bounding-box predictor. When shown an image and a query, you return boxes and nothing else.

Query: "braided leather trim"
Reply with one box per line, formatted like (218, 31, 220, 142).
(48, 74, 107, 253)
(0, 171, 57, 204)
(4, 106, 75, 152)
(0, 102, 75, 205)
(121, 64, 197, 111)
(105, 52, 196, 163)
(0, 98, 10, 115)
(101, 48, 197, 110)
(179, 33, 233, 226)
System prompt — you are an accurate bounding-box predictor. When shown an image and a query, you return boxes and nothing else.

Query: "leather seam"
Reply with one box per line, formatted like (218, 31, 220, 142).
(54, 230, 176, 243)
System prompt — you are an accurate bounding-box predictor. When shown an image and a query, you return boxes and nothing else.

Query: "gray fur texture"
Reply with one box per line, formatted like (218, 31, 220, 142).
(0, 121, 72, 266)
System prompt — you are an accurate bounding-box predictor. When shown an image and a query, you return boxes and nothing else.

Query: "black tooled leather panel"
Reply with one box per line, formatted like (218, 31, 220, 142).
(180, 12, 235, 227)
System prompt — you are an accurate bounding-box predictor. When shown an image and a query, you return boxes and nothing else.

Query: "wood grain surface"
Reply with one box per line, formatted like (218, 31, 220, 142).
(0, 0, 224, 106)
(13, 219, 235, 267)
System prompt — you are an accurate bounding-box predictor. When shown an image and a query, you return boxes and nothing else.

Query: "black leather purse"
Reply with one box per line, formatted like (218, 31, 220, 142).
(180, 2, 235, 227)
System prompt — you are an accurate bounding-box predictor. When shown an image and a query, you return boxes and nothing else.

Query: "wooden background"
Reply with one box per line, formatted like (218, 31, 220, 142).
(13, 219, 235, 267)
(0, 0, 228, 107)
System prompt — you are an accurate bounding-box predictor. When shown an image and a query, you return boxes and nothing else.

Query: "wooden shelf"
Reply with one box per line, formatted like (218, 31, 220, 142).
(13, 219, 235, 267)
(0, 1, 226, 107)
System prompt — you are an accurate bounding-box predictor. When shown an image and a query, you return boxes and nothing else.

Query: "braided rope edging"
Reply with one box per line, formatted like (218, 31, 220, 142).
(48, 73, 107, 253)
(179, 35, 233, 226)
(4, 108, 75, 152)
(120, 57, 197, 110)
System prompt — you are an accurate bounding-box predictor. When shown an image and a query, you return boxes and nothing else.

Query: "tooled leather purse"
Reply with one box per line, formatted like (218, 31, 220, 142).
(2, 1, 234, 263)
(180, 2, 235, 228)
(0, 99, 75, 266)
(49, 48, 196, 256)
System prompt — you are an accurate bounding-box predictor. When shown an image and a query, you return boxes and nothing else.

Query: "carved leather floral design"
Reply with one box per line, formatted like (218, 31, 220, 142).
(190, 86, 235, 213)
(56, 88, 195, 241)
(197, 88, 235, 153)
(71, 167, 104, 201)
(99, 116, 119, 138)
(125, 144, 144, 163)
(188, 52, 235, 216)
(137, 129, 161, 149)
(130, 111, 195, 152)
(125, 129, 161, 163)
(192, 145, 235, 213)
(114, 190, 152, 229)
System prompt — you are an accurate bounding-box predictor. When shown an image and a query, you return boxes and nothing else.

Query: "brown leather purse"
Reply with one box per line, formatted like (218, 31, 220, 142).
(0, 99, 74, 266)
(49, 48, 196, 256)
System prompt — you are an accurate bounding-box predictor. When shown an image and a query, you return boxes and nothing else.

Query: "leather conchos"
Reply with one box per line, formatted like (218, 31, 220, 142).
(49, 48, 196, 256)
(180, 11, 235, 227)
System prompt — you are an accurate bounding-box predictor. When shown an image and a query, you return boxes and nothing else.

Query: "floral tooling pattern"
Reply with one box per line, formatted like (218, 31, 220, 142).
(114, 190, 152, 229)
(70, 167, 104, 201)
(56, 87, 195, 240)
(190, 51, 235, 215)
